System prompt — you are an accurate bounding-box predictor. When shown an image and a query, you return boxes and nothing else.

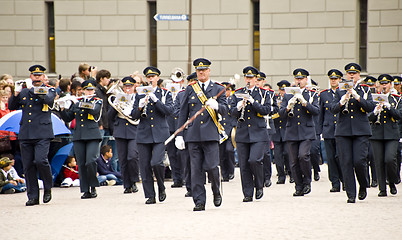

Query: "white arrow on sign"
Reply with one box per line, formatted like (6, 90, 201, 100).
(154, 14, 189, 21)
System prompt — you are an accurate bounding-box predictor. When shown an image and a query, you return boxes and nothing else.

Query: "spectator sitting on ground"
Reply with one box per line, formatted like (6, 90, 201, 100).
(96, 145, 122, 186)
(0, 157, 26, 194)
(61, 156, 80, 188)
(1, 153, 26, 187)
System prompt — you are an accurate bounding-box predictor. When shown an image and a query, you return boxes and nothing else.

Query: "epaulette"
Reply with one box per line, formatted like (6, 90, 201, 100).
(392, 94, 401, 98)
(360, 84, 369, 88)
(320, 89, 329, 94)
(94, 97, 101, 100)
(162, 88, 167, 91)
(214, 82, 224, 87)
(234, 87, 243, 92)
(308, 89, 316, 92)
(178, 89, 185, 93)
(268, 89, 275, 92)
(188, 81, 197, 86)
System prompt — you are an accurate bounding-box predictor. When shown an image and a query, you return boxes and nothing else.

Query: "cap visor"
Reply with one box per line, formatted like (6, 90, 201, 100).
(329, 76, 339, 79)
(32, 73, 44, 75)
(245, 74, 255, 77)
(196, 67, 209, 70)
(294, 76, 304, 79)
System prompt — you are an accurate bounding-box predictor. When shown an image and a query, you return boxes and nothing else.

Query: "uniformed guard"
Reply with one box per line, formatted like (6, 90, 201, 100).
(176, 58, 227, 211)
(279, 68, 319, 196)
(8, 65, 56, 206)
(60, 79, 103, 199)
(219, 82, 237, 182)
(394, 75, 402, 182)
(319, 69, 343, 192)
(272, 80, 292, 184)
(229, 66, 271, 202)
(330, 63, 375, 203)
(368, 74, 402, 196)
(392, 76, 402, 94)
(108, 76, 140, 194)
(132, 66, 174, 204)
(308, 79, 322, 181)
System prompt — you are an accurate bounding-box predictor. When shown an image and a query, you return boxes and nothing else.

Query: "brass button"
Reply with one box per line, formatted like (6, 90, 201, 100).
(223, 118, 226, 120)
(384, 116, 386, 118)
(191, 104, 194, 107)
(80, 114, 83, 116)
(81, 119, 83, 121)
(30, 98, 32, 100)
(82, 110, 84, 112)
(248, 117, 250, 119)
(223, 123, 226, 125)
(200, 121, 203, 124)
(326, 107, 328, 110)
(384, 121, 386, 123)
(174, 117, 177, 120)
(298, 122, 300, 125)
(150, 110, 153, 113)
(334, 115, 336, 117)
(151, 125, 154, 127)
(351, 110, 353, 112)
(29, 105, 32, 107)
(351, 116, 354, 119)
(28, 120, 31, 123)
(248, 124, 251, 127)
(279, 126, 281, 129)
(126, 123, 128, 125)
(297, 116, 300, 118)
(151, 103, 153, 106)
(351, 103, 354, 105)
(248, 110, 250, 112)
(297, 109, 300, 111)
(29, 113, 31, 115)
(201, 113, 204, 116)
(334, 121, 337, 123)
(81, 124, 84, 127)
(279, 121, 282, 123)
(151, 117, 153, 120)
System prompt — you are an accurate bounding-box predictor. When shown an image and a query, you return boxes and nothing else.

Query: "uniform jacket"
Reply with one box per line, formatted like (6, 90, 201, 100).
(8, 84, 56, 140)
(272, 94, 287, 142)
(132, 87, 173, 144)
(178, 80, 228, 142)
(229, 87, 271, 143)
(279, 88, 319, 141)
(330, 84, 375, 137)
(60, 97, 103, 141)
(265, 89, 278, 136)
(318, 88, 338, 139)
(368, 94, 402, 140)
(108, 93, 138, 140)
(220, 95, 237, 136)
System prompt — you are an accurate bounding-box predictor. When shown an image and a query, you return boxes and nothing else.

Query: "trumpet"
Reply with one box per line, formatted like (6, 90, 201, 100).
(342, 79, 363, 115)
(52, 94, 95, 111)
(170, 67, 185, 82)
(238, 82, 250, 122)
(375, 89, 386, 125)
(288, 83, 300, 117)
(141, 95, 150, 118)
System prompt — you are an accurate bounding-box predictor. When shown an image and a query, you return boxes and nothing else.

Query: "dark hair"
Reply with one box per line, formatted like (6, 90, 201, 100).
(64, 156, 75, 165)
(263, 83, 271, 89)
(100, 145, 112, 156)
(96, 70, 111, 83)
(59, 78, 71, 92)
(0, 153, 14, 160)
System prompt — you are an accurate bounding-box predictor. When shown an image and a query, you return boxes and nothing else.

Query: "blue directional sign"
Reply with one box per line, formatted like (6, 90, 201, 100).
(154, 14, 189, 21)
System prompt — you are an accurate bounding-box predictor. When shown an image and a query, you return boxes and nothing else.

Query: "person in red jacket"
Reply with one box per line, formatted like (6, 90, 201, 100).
(61, 156, 80, 187)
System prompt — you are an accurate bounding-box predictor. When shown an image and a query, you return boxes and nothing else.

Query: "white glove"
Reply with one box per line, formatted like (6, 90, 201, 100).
(206, 98, 219, 110)
(14, 83, 22, 93)
(175, 136, 185, 150)
(58, 100, 65, 110)
(237, 100, 245, 111)
(383, 102, 391, 109)
(64, 100, 72, 109)
(287, 99, 296, 110)
(123, 107, 132, 116)
(247, 95, 255, 104)
(296, 94, 307, 105)
(351, 89, 360, 100)
(148, 92, 158, 102)
(139, 98, 146, 108)
(340, 94, 348, 106)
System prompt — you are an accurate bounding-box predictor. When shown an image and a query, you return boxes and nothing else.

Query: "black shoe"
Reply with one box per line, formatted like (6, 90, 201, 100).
(229, 174, 234, 180)
(330, 187, 340, 193)
(276, 179, 285, 184)
(371, 180, 378, 188)
(43, 189, 52, 203)
(145, 197, 156, 204)
(193, 203, 205, 211)
(293, 190, 304, 196)
(303, 185, 311, 195)
(171, 182, 183, 188)
(26, 199, 39, 206)
(264, 179, 272, 188)
(159, 190, 166, 202)
(255, 188, 263, 199)
(184, 191, 192, 197)
(81, 192, 92, 199)
(358, 187, 367, 200)
(90, 187, 97, 198)
(314, 172, 320, 181)
(378, 190, 387, 197)
(132, 183, 139, 193)
(243, 196, 253, 202)
(124, 187, 133, 194)
(222, 178, 229, 182)
(213, 193, 222, 207)
(347, 197, 355, 203)
(289, 177, 295, 183)
(390, 183, 397, 195)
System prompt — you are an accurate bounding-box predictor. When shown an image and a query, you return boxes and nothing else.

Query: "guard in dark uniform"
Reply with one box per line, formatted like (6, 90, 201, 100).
(229, 66, 271, 202)
(393, 76, 402, 183)
(8, 65, 56, 206)
(272, 80, 291, 184)
(309, 80, 321, 181)
(176, 58, 227, 211)
(368, 74, 401, 196)
(279, 68, 319, 196)
(108, 76, 140, 194)
(132, 67, 174, 204)
(318, 69, 343, 192)
(330, 63, 375, 203)
(60, 80, 103, 199)
(219, 82, 236, 182)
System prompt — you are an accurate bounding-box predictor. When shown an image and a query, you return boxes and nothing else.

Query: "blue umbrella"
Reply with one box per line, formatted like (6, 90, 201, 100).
(0, 110, 71, 135)
(50, 143, 73, 182)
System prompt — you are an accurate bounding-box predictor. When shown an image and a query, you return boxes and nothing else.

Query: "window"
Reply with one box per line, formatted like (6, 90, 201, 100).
(359, 0, 367, 71)
(252, 0, 260, 70)
(46, 1, 56, 73)
(148, 0, 157, 67)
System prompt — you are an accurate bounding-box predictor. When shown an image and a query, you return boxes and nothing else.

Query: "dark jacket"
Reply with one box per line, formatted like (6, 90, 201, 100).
(95, 83, 110, 129)
(318, 88, 338, 139)
(96, 155, 122, 179)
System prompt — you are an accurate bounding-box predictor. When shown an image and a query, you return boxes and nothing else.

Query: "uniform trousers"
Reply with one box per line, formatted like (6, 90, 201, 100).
(336, 136, 369, 199)
(20, 139, 53, 200)
(324, 138, 342, 188)
(262, 132, 272, 182)
(287, 140, 312, 191)
(179, 147, 191, 192)
(310, 135, 321, 174)
(219, 139, 235, 180)
(273, 140, 289, 181)
(137, 143, 166, 199)
(73, 140, 101, 193)
(188, 141, 220, 205)
(237, 142, 265, 197)
(397, 142, 402, 182)
(115, 138, 140, 189)
(370, 140, 399, 191)
(367, 143, 377, 183)
(166, 136, 183, 184)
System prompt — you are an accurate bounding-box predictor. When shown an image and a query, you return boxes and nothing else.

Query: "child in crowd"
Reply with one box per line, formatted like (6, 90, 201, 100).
(0, 157, 26, 194)
(0, 89, 10, 118)
(61, 156, 80, 188)
(96, 145, 122, 186)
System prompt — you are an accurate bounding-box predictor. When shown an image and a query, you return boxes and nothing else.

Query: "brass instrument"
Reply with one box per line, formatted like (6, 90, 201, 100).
(375, 89, 387, 125)
(288, 83, 300, 117)
(170, 67, 185, 82)
(342, 79, 363, 115)
(141, 95, 149, 118)
(107, 79, 139, 125)
(238, 83, 250, 122)
(15, 78, 33, 90)
(52, 94, 95, 111)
